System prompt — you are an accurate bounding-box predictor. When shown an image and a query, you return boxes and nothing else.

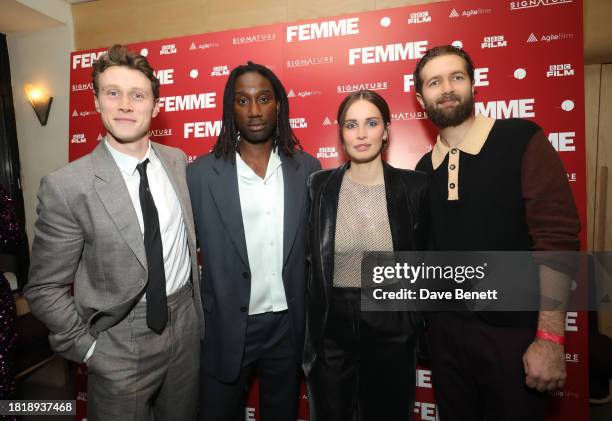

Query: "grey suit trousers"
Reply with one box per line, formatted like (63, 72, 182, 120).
(86, 284, 200, 421)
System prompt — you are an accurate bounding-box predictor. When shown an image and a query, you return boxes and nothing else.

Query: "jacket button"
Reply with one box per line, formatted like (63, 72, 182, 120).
(240, 306, 247, 312)
(242, 272, 250, 279)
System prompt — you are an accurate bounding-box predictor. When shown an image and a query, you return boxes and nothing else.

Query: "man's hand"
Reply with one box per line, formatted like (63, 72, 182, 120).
(523, 337, 566, 392)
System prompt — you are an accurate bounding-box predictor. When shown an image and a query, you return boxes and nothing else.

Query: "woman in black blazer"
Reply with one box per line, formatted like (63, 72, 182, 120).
(303, 90, 429, 421)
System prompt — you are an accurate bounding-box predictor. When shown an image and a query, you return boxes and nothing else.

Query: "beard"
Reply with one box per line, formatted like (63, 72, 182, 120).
(424, 92, 474, 129)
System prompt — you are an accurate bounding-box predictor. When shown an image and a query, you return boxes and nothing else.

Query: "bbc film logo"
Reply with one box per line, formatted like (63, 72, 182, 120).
(71, 133, 86, 144)
(481, 35, 507, 49)
(160, 44, 177, 55)
(290, 117, 308, 129)
(211, 65, 230, 77)
(547, 63, 574, 77)
(317, 146, 338, 159)
(408, 11, 431, 25)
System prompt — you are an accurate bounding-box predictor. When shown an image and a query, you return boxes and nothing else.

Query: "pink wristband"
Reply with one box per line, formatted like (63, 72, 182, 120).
(536, 329, 565, 345)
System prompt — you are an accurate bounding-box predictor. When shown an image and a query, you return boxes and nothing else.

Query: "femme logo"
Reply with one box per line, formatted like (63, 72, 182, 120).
(286, 18, 359, 42)
(348, 41, 428, 65)
(158, 93, 216, 112)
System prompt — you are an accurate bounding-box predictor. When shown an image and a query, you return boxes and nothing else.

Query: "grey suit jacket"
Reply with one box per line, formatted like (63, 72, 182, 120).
(25, 141, 204, 363)
(187, 150, 321, 382)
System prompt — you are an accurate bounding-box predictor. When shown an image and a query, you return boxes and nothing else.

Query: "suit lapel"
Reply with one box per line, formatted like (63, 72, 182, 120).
(209, 157, 250, 267)
(152, 143, 197, 254)
(320, 164, 346, 290)
(383, 162, 411, 251)
(281, 153, 305, 266)
(92, 142, 147, 270)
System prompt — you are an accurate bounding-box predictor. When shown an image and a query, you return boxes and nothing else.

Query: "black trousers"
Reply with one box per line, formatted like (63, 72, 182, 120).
(199, 311, 300, 421)
(307, 288, 418, 421)
(426, 312, 548, 421)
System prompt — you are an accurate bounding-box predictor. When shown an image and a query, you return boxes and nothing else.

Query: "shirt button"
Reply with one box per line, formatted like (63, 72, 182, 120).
(242, 272, 250, 279)
(240, 306, 247, 312)
(450, 148, 458, 154)
(449, 183, 456, 189)
(449, 164, 456, 170)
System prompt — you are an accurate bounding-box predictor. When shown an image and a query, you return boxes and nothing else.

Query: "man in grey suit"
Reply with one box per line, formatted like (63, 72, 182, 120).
(25, 45, 204, 421)
(188, 62, 321, 421)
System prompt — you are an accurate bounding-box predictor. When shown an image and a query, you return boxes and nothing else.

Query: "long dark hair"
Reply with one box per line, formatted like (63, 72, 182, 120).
(212, 62, 302, 160)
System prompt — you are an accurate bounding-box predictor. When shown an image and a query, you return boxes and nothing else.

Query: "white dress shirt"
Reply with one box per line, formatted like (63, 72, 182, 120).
(236, 150, 287, 315)
(85, 139, 190, 361)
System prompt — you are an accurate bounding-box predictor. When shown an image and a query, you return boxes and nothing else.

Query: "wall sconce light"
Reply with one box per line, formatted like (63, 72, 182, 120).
(25, 84, 53, 126)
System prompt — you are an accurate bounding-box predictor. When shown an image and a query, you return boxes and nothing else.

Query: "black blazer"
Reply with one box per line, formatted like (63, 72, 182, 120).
(188, 150, 321, 382)
(302, 161, 429, 376)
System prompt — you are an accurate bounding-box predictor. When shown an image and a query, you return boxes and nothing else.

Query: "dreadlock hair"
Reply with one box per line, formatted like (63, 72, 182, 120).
(213, 62, 302, 161)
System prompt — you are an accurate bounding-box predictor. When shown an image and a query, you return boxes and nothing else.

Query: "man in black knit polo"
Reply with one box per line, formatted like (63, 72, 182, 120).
(414, 45, 580, 420)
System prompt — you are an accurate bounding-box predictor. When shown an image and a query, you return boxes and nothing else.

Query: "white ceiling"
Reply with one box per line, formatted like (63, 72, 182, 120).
(0, 0, 62, 34)
(0, 0, 99, 34)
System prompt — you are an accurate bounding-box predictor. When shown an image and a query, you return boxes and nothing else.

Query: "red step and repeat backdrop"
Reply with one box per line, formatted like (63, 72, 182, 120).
(68, 0, 587, 419)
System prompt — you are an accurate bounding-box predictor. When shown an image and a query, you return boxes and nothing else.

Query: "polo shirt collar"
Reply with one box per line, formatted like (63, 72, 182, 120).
(431, 115, 496, 169)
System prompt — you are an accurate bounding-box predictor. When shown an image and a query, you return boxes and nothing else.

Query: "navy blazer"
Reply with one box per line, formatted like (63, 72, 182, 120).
(187, 150, 321, 382)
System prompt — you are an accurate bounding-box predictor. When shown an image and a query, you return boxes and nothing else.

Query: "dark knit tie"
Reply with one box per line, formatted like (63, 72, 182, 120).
(136, 159, 168, 333)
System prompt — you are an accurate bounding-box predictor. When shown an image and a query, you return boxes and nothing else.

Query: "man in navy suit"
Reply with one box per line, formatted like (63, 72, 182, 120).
(187, 62, 320, 421)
